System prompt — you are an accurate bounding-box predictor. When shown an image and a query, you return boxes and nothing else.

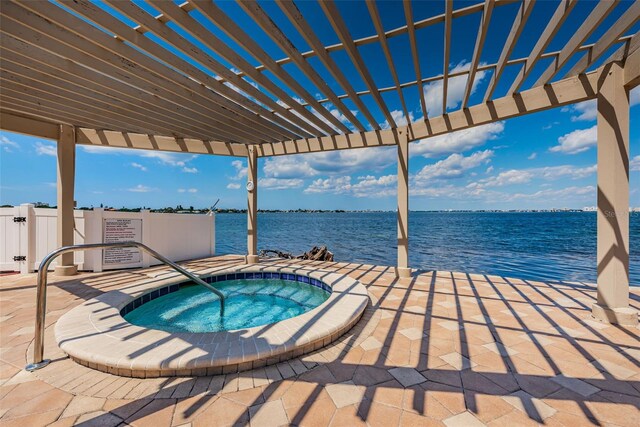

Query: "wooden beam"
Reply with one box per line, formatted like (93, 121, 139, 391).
(277, 0, 381, 131)
(624, 40, 640, 88)
(237, 1, 365, 132)
(320, 0, 396, 127)
(443, 1, 453, 114)
(0, 111, 59, 140)
(232, 0, 517, 78)
(533, 0, 618, 87)
(507, 0, 577, 95)
(483, 0, 535, 102)
(186, 0, 345, 135)
(0, 63, 212, 140)
(0, 43, 218, 141)
(367, 1, 411, 131)
(404, 0, 428, 120)
(259, 69, 601, 157)
(76, 129, 248, 157)
(63, 0, 308, 142)
(462, 0, 495, 109)
(565, 2, 640, 78)
(2, 1, 255, 144)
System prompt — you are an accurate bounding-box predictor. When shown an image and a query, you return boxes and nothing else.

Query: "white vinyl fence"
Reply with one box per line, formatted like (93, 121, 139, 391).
(0, 204, 215, 273)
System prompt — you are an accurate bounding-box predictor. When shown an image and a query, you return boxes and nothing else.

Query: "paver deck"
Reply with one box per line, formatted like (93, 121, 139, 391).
(1, 255, 639, 426)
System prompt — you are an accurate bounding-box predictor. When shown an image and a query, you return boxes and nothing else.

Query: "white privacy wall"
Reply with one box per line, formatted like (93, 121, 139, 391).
(0, 204, 215, 273)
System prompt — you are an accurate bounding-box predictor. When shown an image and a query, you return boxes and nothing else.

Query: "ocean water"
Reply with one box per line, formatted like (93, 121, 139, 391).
(124, 279, 329, 333)
(216, 212, 639, 285)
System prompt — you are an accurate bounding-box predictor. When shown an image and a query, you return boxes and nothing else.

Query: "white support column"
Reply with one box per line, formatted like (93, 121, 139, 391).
(54, 124, 78, 276)
(18, 203, 35, 274)
(592, 62, 637, 326)
(396, 132, 411, 278)
(246, 146, 259, 264)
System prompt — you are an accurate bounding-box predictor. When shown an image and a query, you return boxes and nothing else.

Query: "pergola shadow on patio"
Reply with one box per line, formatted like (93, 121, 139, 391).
(1, 0, 639, 325)
(1, 0, 640, 425)
(1, 256, 639, 426)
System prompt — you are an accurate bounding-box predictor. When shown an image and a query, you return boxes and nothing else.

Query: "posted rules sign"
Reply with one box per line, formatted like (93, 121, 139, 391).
(103, 218, 142, 265)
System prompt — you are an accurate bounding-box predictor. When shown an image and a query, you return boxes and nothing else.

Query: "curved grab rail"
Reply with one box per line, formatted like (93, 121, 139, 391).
(25, 241, 225, 372)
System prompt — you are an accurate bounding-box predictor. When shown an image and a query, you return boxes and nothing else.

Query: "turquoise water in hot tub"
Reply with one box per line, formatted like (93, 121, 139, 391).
(124, 279, 330, 333)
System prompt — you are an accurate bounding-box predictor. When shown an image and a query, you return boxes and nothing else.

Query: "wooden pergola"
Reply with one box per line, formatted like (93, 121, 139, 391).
(1, 0, 639, 325)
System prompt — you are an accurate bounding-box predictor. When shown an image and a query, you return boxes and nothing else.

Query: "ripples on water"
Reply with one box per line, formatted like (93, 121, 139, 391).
(216, 212, 639, 285)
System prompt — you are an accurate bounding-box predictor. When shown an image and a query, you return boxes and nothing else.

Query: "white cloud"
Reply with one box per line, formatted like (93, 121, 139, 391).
(177, 188, 198, 193)
(128, 184, 153, 193)
(226, 183, 241, 190)
(562, 100, 597, 122)
(230, 160, 247, 180)
(477, 169, 535, 187)
(380, 109, 415, 129)
(412, 122, 504, 157)
(507, 185, 595, 201)
(79, 145, 198, 169)
(423, 61, 489, 117)
(474, 164, 596, 188)
(562, 87, 639, 122)
(35, 142, 56, 156)
(131, 162, 147, 172)
(182, 166, 198, 174)
(550, 125, 596, 154)
(486, 166, 494, 174)
(631, 156, 640, 172)
(263, 146, 396, 179)
(414, 150, 493, 183)
(303, 174, 396, 198)
(305, 176, 352, 195)
(528, 153, 537, 160)
(1, 135, 19, 152)
(259, 177, 304, 190)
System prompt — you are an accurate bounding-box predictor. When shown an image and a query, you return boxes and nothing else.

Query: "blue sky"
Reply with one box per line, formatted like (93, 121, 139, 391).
(1, 1, 639, 210)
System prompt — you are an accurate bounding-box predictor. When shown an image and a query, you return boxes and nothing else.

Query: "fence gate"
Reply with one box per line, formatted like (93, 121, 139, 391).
(0, 204, 33, 273)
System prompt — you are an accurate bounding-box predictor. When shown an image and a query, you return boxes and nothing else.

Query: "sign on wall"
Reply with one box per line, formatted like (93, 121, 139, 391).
(103, 218, 142, 266)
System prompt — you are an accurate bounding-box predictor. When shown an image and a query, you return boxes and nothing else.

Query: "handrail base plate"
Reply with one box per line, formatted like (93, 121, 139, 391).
(25, 359, 50, 372)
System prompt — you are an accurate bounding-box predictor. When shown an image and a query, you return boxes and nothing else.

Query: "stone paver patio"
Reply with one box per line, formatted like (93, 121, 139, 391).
(1, 255, 639, 426)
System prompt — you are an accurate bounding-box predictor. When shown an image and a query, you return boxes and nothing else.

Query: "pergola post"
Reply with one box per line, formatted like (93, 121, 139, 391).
(246, 145, 259, 265)
(592, 62, 637, 326)
(396, 132, 411, 278)
(54, 124, 77, 276)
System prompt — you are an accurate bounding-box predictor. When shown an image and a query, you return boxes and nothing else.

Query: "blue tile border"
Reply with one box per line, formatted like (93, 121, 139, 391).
(121, 271, 332, 317)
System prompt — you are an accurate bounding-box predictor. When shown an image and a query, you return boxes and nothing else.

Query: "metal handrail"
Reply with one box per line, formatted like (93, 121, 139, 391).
(25, 241, 225, 372)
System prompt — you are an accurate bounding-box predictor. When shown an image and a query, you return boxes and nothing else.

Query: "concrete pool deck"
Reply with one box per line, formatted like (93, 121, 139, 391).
(1, 255, 639, 426)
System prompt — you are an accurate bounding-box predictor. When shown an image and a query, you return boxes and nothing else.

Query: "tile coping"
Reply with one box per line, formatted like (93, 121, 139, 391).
(54, 264, 369, 377)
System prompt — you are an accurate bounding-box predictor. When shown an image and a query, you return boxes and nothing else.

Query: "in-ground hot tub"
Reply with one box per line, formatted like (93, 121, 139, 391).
(55, 266, 368, 377)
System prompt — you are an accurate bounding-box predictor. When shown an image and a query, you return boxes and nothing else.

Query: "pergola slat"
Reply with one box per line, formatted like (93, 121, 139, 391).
(239, 0, 517, 78)
(76, 129, 248, 157)
(483, 0, 536, 102)
(366, 1, 411, 129)
(462, 0, 495, 109)
(0, 34, 236, 143)
(185, 0, 348, 135)
(0, 112, 59, 140)
(258, 69, 602, 157)
(404, 0, 428, 120)
(507, 0, 578, 95)
(320, 0, 396, 128)
(143, 1, 330, 138)
(533, 0, 618, 87)
(238, 1, 366, 133)
(443, 0, 453, 114)
(2, 1, 259, 144)
(565, 1, 640, 78)
(0, 64, 213, 141)
(0, 88, 159, 136)
(276, 0, 381, 131)
(63, 0, 309, 142)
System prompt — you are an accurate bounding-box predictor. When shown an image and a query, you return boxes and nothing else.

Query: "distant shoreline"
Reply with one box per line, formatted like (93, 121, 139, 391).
(9, 204, 639, 214)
